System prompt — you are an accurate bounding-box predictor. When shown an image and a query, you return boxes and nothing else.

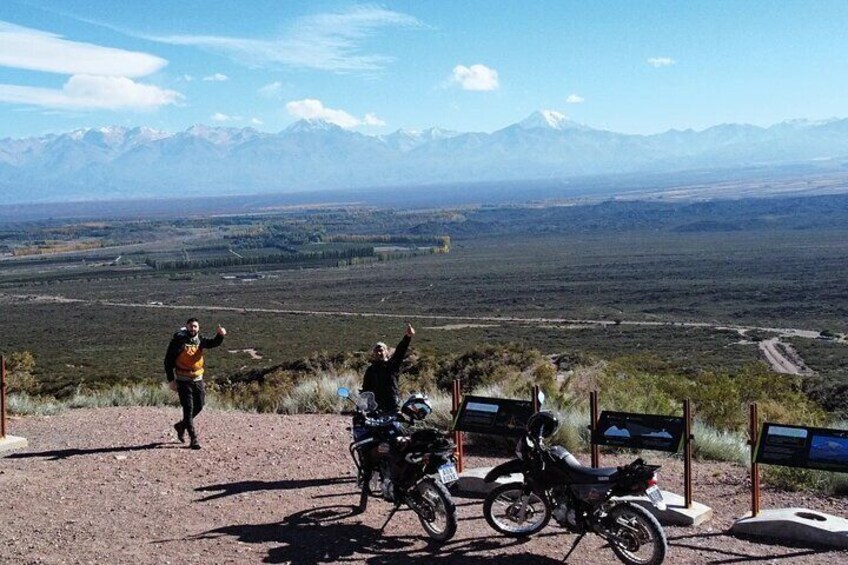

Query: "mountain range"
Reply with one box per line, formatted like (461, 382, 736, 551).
(3, 110, 848, 204)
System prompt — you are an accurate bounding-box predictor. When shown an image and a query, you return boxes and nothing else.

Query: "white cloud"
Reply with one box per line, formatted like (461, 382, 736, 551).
(363, 112, 385, 126)
(211, 112, 232, 122)
(0, 21, 181, 111)
(0, 21, 166, 77)
(144, 6, 421, 72)
(251, 117, 263, 125)
(647, 57, 675, 68)
(285, 98, 383, 128)
(182, 74, 195, 82)
(0, 75, 182, 110)
(452, 64, 499, 91)
(566, 94, 584, 104)
(202, 73, 229, 82)
(258, 81, 283, 97)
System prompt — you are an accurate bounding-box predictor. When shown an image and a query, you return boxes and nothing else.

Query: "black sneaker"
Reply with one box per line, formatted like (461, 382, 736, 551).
(189, 439, 201, 450)
(174, 422, 186, 443)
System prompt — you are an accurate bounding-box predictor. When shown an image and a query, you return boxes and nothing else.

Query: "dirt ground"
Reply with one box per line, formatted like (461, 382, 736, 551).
(1, 407, 846, 564)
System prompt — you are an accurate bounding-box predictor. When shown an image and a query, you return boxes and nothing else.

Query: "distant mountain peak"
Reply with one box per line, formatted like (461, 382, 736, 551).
(518, 110, 589, 131)
(284, 118, 345, 134)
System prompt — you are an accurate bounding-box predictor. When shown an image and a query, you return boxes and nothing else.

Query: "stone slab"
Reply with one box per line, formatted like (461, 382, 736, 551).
(618, 489, 713, 527)
(451, 466, 523, 498)
(731, 508, 848, 549)
(0, 435, 28, 455)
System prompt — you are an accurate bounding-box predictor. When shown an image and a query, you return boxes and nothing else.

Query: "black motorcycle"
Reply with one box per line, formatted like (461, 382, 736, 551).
(338, 387, 459, 541)
(482, 411, 668, 565)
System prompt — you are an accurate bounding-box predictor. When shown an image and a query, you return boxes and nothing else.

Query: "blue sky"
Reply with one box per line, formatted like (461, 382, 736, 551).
(1, 0, 847, 138)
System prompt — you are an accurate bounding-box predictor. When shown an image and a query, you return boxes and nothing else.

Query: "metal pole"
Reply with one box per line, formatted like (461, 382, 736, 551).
(683, 399, 693, 509)
(451, 379, 464, 473)
(532, 384, 541, 413)
(589, 390, 599, 468)
(1, 356, 7, 439)
(749, 402, 760, 517)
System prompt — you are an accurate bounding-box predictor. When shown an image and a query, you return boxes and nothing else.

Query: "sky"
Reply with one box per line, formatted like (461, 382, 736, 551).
(1, 0, 848, 138)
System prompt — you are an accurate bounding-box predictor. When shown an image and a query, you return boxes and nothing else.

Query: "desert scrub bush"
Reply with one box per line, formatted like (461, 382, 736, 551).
(691, 420, 748, 464)
(435, 343, 549, 392)
(278, 373, 358, 414)
(594, 356, 824, 432)
(5, 351, 41, 395)
(763, 466, 848, 495)
(6, 392, 64, 416)
(65, 383, 177, 409)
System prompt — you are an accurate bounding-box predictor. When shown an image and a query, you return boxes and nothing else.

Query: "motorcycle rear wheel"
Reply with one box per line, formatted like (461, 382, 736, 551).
(414, 479, 457, 542)
(483, 482, 551, 538)
(605, 503, 667, 565)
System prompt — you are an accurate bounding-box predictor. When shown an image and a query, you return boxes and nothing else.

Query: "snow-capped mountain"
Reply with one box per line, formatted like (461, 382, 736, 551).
(516, 110, 592, 131)
(3, 113, 848, 203)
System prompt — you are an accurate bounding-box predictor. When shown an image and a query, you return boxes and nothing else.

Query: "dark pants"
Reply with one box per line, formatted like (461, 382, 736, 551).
(176, 380, 206, 439)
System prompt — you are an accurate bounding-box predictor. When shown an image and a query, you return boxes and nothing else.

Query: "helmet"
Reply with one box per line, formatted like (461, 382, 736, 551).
(526, 411, 559, 439)
(401, 393, 433, 421)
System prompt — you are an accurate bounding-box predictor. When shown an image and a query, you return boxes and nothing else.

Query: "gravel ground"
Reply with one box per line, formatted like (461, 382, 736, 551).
(1, 407, 846, 564)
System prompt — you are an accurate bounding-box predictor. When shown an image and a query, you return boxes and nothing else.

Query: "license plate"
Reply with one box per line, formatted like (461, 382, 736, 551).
(438, 463, 459, 484)
(646, 485, 663, 504)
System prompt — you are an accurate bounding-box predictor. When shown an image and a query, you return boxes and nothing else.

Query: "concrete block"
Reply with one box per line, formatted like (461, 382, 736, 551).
(731, 508, 848, 549)
(0, 435, 28, 455)
(617, 490, 713, 526)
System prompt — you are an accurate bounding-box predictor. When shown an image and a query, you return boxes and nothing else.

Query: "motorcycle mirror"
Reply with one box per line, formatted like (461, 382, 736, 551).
(337, 387, 350, 398)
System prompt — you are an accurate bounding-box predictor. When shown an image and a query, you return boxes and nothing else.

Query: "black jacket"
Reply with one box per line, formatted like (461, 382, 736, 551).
(361, 335, 411, 413)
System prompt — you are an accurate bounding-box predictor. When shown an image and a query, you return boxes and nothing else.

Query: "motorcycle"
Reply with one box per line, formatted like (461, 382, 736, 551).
(337, 387, 459, 541)
(482, 411, 668, 565)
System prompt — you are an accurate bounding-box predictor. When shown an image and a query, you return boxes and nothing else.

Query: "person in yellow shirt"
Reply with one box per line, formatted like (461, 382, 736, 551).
(164, 318, 226, 449)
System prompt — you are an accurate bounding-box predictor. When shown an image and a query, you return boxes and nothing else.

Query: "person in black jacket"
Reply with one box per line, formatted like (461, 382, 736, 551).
(361, 323, 415, 413)
(164, 318, 226, 449)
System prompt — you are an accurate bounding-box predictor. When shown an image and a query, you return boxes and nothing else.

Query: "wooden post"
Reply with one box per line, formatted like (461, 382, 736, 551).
(749, 402, 760, 517)
(451, 379, 464, 473)
(1, 356, 6, 439)
(532, 384, 541, 413)
(683, 399, 693, 509)
(589, 390, 599, 468)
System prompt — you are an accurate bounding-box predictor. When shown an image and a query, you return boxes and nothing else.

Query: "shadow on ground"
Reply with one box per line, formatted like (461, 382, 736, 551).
(195, 476, 356, 502)
(667, 531, 842, 564)
(7, 442, 167, 461)
(197, 505, 564, 564)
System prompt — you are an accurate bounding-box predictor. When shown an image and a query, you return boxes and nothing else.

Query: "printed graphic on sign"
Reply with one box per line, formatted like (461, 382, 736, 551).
(755, 423, 848, 472)
(453, 395, 535, 437)
(593, 411, 685, 453)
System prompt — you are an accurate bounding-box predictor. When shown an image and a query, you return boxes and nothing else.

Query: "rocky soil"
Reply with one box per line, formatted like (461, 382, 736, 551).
(1, 407, 846, 564)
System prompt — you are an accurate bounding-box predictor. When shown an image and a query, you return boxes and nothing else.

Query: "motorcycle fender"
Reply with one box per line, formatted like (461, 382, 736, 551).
(484, 458, 523, 483)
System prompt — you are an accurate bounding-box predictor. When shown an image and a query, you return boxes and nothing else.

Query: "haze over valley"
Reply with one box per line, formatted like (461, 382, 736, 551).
(3, 111, 848, 204)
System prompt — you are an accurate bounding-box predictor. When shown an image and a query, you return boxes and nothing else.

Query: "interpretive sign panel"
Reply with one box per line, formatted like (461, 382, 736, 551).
(755, 422, 848, 473)
(593, 411, 685, 453)
(452, 395, 535, 437)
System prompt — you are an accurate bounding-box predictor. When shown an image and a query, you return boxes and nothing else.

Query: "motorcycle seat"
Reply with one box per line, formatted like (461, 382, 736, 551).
(548, 446, 618, 482)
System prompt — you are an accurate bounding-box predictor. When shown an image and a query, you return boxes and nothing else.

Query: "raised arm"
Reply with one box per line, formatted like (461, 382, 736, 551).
(388, 324, 415, 368)
(201, 325, 227, 349)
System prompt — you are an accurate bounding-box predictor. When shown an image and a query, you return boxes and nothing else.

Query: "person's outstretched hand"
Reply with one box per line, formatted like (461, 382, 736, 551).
(405, 323, 415, 337)
(217, 325, 227, 336)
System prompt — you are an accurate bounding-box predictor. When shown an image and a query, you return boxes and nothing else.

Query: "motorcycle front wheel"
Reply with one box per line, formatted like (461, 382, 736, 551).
(483, 482, 551, 538)
(413, 478, 457, 541)
(604, 503, 667, 565)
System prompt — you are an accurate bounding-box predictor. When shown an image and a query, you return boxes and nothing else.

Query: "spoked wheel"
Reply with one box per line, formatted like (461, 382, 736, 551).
(483, 482, 551, 538)
(604, 503, 667, 565)
(413, 479, 457, 541)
